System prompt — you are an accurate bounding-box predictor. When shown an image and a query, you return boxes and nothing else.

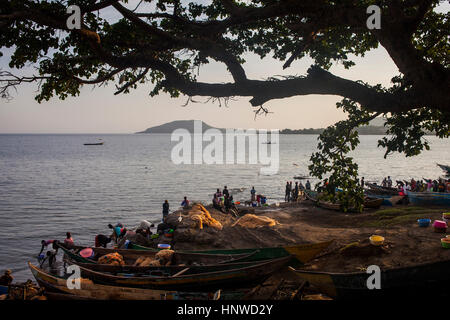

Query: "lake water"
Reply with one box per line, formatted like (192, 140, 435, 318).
(0, 134, 449, 281)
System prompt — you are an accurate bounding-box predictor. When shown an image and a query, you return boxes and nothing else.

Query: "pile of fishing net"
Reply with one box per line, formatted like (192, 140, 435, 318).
(134, 249, 175, 267)
(97, 252, 125, 266)
(186, 204, 223, 230)
(232, 214, 278, 228)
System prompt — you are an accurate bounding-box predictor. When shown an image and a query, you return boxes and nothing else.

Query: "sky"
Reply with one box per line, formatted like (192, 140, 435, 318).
(0, 1, 447, 134)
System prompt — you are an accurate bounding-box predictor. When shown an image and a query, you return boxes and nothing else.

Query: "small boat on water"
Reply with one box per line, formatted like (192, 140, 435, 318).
(407, 191, 450, 207)
(75, 256, 291, 291)
(290, 258, 450, 300)
(127, 241, 333, 266)
(28, 263, 246, 300)
(83, 142, 104, 146)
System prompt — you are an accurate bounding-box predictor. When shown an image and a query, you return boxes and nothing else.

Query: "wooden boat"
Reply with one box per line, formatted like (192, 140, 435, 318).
(363, 197, 384, 209)
(407, 191, 450, 207)
(58, 243, 254, 266)
(290, 258, 450, 300)
(304, 189, 343, 211)
(437, 163, 450, 175)
(306, 189, 383, 210)
(365, 183, 398, 195)
(29, 262, 246, 300)
(83, 142, 104, 146)
(75, 256, 291, 291)
(364, 193, 404, 206)
(67, 258, 265, 276)
(127, 241, 333, 266)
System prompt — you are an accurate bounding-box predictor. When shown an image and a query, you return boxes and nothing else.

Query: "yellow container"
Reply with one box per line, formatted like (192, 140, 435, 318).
(369, 235, 385, 246)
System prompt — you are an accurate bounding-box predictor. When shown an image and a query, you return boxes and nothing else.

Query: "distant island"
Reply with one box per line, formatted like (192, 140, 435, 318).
(136, 118, 412, 135)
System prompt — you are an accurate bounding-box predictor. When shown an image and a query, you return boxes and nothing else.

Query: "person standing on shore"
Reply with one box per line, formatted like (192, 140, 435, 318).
(294, 182, 299, 202)
(181, 196, 190, 209)
(285, 182, 291, 202)
(162, 200, 170, 220)
(251, 186, 256, 203)
(305, 180, 311, 191)
(223, 186, 229, 198)
(360, 177, 365, 188)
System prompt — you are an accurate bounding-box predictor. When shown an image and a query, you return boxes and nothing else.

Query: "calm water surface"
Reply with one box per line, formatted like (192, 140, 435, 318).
(0, 134, 449, 280)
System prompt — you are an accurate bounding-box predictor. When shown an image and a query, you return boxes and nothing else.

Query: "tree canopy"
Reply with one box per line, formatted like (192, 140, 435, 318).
(1, 0, 449, 210)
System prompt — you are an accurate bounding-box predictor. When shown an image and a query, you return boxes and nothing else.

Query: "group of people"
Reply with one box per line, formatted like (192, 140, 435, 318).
(361, 176, 450, 193)
(285, 181, 310, 202)
(213, 186, 237, 213)
(398, 178, 450, 194)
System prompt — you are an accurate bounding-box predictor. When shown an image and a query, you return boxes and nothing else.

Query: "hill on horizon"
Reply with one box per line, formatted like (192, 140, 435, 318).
(136, 118, 395, 135)
(136, 120, 222, 133)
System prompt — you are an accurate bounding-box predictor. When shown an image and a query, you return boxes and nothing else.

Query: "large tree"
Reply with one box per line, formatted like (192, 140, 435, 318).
(1, 0, 449, 210)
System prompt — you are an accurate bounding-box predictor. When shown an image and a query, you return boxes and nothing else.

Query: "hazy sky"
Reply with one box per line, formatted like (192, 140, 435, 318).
(0, 1, 447, 134)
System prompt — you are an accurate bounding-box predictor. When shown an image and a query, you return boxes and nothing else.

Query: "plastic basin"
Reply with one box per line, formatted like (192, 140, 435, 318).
(417, 219, 431, 227)
(369, 235, 385, 246)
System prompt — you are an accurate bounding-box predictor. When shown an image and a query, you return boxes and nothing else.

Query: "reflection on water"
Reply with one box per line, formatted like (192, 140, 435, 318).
(0, 134, 448, 280)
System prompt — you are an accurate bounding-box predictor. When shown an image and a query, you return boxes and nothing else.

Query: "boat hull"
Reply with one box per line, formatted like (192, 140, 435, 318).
(292, 259, 450, 300)
(77, 256, 291, 291)
(407, 191, 450, 207)
(128, 241, 333, 266)
(28, 262, 246, 300)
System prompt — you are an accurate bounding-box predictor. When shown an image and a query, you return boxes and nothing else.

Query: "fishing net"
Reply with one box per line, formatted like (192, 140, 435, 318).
(232, 214, 278, 228)
(97, 252, 125, 266)
(187, 204, 223, 230)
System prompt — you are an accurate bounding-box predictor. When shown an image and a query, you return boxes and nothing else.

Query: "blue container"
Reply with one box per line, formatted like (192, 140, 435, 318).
(417, 219, 431, 227)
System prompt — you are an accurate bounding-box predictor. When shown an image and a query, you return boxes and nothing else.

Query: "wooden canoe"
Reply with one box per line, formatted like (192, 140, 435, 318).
(58, 243, 254, 266)
(290, 258, 450, 300)
(66, 258, 267, 276)
(437, 163, 450, 176)
(365, 183, 399, 195)
(76, 256, 291, 291)
(128, 241, 333, 266)
(304, 190, 342, 211)
(28, 262, 247, 300)
(363, 197, 384, 209)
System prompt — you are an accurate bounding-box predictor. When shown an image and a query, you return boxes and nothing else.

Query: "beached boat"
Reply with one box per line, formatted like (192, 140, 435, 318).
(290, 258, 450, 300)
(66, 258, 266, 275)
(407, 191, 450, 207)
(303, 190, 340, 211)
(363, 197, 384, 209)
(128, 241, 333, 266)
(365, 183, 399, 196)
(58, 243, 253, 266)
(364, 193, 404, 206)
(74, 256, 291, 291)
(28, 262, 246, 300)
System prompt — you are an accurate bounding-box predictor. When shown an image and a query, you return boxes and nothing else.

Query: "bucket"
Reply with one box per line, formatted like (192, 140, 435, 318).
(441, 238, 450, 249)
(369, 235, 385, 246)
(158, 243, 171, 250)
